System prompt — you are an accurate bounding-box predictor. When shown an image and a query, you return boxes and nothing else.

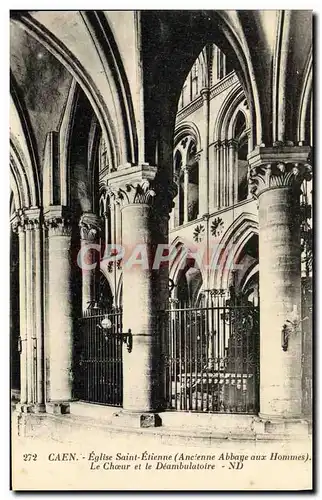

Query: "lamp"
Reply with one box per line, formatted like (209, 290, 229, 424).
(281, 306, 304, 352)
(97, 314, 132, 353)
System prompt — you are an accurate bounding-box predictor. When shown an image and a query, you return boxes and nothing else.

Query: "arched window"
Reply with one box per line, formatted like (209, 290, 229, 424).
(191, 60, 199, 97)
(186, 141, 199, 221)
(173, 149, 184, 226)
(172, 135, 199, 227)
(234, 110, 248, 202)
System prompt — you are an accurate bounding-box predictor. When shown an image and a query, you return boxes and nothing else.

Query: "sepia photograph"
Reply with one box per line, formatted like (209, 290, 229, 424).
(9, 9, 313, 491)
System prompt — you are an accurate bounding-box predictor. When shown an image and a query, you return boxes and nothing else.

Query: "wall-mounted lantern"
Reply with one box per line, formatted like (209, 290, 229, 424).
(281, 305, 304, 352)
(97, 315, 132, 353)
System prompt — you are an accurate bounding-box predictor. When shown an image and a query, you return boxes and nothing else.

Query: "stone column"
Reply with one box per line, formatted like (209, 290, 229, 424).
(33, 216, 45, 408)
(182, 165, 189, 224)
(248, 145, 311, 421)
(44, 207, 73, 413)
(199, 88, 210, 216)
(107, 165, 176, 427)
(115, 202, 122, 245)
(228, 139, 238, 205)
(11, 212, 27, 407)
(79, 213, 101, 312)
(11, 208, 46, 413)
(172, 173, 180, 228)
(214, 141, 221, 211)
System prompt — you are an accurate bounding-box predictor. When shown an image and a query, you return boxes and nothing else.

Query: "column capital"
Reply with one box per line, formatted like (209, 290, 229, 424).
(227, 138, 239, 149)
(11, 207, 42, 233)
(106, 164, 157, 207)
(10, 211, 23, 233)
(200, 87, 210, 101)
(105, 164, 178, 216)
(180, 164, 190, 174)
(24, 207, 42, 231)
(79, 212, 101, 242)
(44, 206, 72, 237)
(247, 145, 312, 198)
(214, 139, 238, 150)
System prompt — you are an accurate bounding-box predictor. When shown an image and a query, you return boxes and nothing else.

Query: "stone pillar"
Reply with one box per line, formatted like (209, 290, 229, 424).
(199, 88, 210, 216)
(79, 213, 101, 312)
(248, 145, 311, 420)
(115, 202, 122, 245)
(182, 165, 189, 224)
(44, 207, 73, 413)
(172, 173, 180, 228)
(11, 212, 27, 406)
(214, 141, 221, 211)
(34, 218, 45, 408)
(228, 139, 238, 205)
(11, 208, 45, 413)
(107, 165, 176, 427)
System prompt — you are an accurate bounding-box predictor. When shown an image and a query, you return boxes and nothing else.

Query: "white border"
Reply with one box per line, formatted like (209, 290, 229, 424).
(2, 4, 321, 498)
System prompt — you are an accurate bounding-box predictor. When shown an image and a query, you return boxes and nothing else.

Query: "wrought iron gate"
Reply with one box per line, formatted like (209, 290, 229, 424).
(159, 296, 259, 414)
(74, 308, 123, 406)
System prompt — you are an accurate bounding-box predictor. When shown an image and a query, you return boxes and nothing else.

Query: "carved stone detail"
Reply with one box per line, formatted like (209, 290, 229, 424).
(247, 146, 312, 198)
(11, 208, 42, 233)
(44, 217, 72, 237)
(106, 180, 155, 207)
(248, 162, 312, 198)
(106, 180, 178, 217)
(104, 166, 178, 226)
(79, 213, 101, 242)
(43, 206, 73, 237)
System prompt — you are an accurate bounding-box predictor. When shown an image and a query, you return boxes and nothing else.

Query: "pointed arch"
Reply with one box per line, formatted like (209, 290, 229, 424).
(169, 236, 206, 289)
(12, 11, 136, 169)
(298, 50, 313, 144)
(174, 122, 201, 151)
(10, 77, 41, 209)
(213, 84, 249, 142)
(209, 212, 258, 291)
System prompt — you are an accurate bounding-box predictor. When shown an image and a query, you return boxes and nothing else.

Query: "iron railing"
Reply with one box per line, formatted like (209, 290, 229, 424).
(73, 308, 123, 406)
(159, 303, 260, 414)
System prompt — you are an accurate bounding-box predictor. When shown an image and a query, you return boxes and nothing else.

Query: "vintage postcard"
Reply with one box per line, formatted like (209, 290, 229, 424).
(10, 9, 313, 491)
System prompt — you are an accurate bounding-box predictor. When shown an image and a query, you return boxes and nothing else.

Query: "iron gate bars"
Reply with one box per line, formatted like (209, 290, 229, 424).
(159, 302, 260, 414)
(74, 308, 123, 406)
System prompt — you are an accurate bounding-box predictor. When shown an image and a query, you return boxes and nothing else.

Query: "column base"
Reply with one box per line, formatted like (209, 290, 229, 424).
(253, 414, 310, 436)
(112, 410, 162, 428)
(46, 401, 70, 415)
(14, 403, 46, 414)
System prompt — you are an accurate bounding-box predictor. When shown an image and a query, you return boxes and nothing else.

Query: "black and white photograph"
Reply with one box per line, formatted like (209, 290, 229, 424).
(9, 9, 313, 491)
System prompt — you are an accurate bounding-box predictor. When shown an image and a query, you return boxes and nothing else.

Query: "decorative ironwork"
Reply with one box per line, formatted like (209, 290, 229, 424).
(73, 307, 123, 406)
(169, 278, 177, 293)
(193, 224, 205, 242)
(211, 217, 224, 237)
(300, 200, 313, 276)
(158, 303, 259, 414)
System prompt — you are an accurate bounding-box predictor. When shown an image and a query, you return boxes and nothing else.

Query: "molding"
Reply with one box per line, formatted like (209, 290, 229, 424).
(44, 205, 73, 236)
(10, 73, 40, 207)
(11, 207, 42, 232)
(13, 13, 120, 167)
(81, 11, 138, 165)
(106, 164, 177, 215)
(247, 146, 312, 198)
(298, 50, 313, 143)
(176, 71, 239, 124)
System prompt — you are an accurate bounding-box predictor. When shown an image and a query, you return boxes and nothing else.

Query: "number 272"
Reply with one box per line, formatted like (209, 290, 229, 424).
(23, 454, 37, 461)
